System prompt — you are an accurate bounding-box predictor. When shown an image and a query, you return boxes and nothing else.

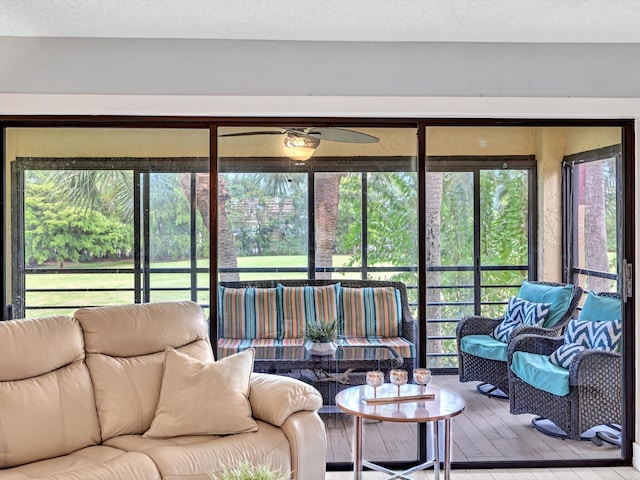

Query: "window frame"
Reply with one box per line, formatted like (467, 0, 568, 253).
(562, 144, 622, 290)
(11, 156, 210, 318)
(1, 117, 634, 470)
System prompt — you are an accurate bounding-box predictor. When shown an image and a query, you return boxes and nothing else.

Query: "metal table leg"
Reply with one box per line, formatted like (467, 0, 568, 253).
(353, 415, 363, 480)
(433, 420, 440, 480)
(444, 418, 451, 480)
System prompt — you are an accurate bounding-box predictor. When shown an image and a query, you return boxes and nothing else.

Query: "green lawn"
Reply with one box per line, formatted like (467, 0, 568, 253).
(23, 255, 361, 317)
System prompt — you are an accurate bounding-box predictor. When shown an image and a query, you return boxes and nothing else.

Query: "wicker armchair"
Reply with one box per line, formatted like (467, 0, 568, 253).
(508, 292, 622, 440)
(456, 281, 583, 397)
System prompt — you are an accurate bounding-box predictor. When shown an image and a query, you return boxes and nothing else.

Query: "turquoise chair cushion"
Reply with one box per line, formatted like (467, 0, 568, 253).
(511, 351, 570, 397)
(578, 291, 621, 321)
(518, 281, 574, 328)
(460, 334, 507, 362)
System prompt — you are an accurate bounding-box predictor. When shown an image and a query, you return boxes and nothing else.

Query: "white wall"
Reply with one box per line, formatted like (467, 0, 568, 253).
(2, 38, 640, 98)
(2, 0, 640, 43)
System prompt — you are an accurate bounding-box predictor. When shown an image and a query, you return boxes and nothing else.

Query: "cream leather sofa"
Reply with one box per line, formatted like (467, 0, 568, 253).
(0, 301, 326, 480)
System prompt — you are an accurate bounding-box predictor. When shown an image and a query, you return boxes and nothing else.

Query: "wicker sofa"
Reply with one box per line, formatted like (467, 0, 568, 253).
(0, 301, 326, 480)
(217, 279, 417, 376)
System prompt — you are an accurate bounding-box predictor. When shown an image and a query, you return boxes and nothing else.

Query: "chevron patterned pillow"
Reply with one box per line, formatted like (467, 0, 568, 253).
(549, 342, 586, 368)
(492, 296, 551, 343)
(564, 318, 622, 351)
(549, 318, 622, 369)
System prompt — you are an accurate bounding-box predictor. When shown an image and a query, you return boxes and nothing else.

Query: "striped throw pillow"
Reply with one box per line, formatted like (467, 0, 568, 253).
(219, 286, 281, 339)
(341, 287, 402, 338)
(279, 283, 340, 339)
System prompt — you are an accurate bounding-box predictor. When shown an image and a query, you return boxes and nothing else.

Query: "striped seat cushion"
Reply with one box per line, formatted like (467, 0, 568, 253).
(280, 283, 340, 339)
(218, 286, 282, 339)
(340, 286, 402, 338)
(217, 338, 305, 359)
(339, 336, 415, 359)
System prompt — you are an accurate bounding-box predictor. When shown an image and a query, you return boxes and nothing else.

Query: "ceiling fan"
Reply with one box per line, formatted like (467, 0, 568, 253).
(220, 127, 379, 161)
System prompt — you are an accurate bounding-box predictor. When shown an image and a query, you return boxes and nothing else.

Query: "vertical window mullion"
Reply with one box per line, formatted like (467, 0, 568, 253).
(133, 170, 142, 304)
(11, 164, 25, 319)
(308, 170, 315, 279)
(142, 172, 151, 303)
(361, 173, 368, 280)
(473, 169, 482, 316)
(190, 172, 198, 303)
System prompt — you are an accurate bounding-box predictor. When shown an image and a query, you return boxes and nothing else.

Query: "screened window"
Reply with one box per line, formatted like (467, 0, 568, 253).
(563, 145, 621, 292)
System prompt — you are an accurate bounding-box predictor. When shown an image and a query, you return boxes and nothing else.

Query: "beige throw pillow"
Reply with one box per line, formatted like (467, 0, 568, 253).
(144, 348, 258, 438)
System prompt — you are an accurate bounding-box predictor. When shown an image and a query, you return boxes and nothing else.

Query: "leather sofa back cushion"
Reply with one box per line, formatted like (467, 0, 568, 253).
(0, 361, 101, 468)
(0, 315, 84, 381)
(75, 301, 209, 357)
(87, 340, 214, 440)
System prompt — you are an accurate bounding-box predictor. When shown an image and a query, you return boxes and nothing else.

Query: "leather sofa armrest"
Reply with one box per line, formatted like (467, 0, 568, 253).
(249, 373, 323, 426)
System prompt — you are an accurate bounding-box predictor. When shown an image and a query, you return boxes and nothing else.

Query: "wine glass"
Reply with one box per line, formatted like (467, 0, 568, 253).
(389, 369, 408, 397)
(366, 370, 384, 398)
(391, 405, 407, 419)
(414, 401, 430, 418)
(413, 368, 432, 394)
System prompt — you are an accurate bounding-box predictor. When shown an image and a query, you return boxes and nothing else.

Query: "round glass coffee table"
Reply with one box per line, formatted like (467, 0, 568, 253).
(335, 383, 465, 480)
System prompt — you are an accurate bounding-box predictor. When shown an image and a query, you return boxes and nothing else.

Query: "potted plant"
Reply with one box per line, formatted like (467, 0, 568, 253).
(211, 461, 289, 480)
(304, 319, 338, 356)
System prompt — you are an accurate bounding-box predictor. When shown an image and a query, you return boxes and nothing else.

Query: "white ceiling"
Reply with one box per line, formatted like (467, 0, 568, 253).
(2, 0, 640, 43)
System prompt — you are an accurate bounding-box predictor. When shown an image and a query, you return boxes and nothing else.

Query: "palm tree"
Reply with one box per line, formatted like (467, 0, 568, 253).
(314, 173, 345, 279)
(425, 172, 443, 365)
(178, 173, 239, 282)
(583, 161, 611, 292)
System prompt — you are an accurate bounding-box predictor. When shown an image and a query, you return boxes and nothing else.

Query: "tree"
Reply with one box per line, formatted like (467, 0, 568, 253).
(315, 173, 345, 279)
(583, 161, 610, 292)
(47, 169, 209, 263)
(223, 171, 343, 280)
(424, 172, 443, 365)
(25, 181, 131, 266)
(178, 173, 239, 280)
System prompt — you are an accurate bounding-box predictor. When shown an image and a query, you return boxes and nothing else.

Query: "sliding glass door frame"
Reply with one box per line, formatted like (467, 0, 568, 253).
(1, 117, 635, 470)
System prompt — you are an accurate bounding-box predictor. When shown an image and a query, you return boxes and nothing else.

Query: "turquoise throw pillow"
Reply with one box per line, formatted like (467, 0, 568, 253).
(518, 281, 574, 328)
(578, 291, 621, 321)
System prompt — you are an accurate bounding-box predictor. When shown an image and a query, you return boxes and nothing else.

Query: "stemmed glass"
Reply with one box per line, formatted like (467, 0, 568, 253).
(389, 369, 408, 397)
(366, 370, 384, 398)
(413, 368, 432, 395)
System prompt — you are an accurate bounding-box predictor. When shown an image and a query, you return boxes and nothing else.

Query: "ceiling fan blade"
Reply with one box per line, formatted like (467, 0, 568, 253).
(219, 131, 284, 138)
(307, 127, 379, 144)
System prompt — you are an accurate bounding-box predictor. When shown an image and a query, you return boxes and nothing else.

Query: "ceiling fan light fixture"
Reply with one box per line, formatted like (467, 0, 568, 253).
(283, 132, 320, 161)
